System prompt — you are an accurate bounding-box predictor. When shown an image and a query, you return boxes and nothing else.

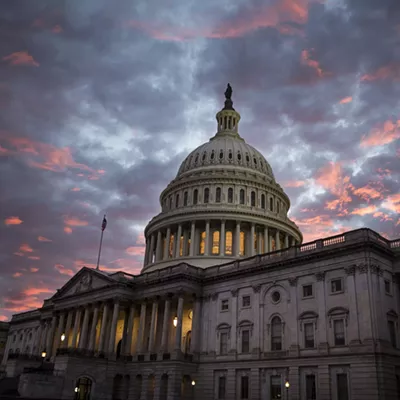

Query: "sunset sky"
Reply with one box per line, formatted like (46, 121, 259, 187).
(0, 0, 399, 321)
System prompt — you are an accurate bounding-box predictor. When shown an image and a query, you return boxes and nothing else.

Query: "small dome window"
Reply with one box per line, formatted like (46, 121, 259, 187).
(216, 187, 221, 203)
(253, 157, 257, 165)
(219, 150, 224, 159)
(245, 153, 250, 163)
(204, 188, 210, 203)
(228, 150, 233, 160)
(240, 189, 245, 204)
(194, 153, 199, 163)
(211, 150, 215, 160)
(193, 189, 198, 205)
(228, 188, 233, 203)
(237, 152, 242, 161)
(202, 152, 207, 162)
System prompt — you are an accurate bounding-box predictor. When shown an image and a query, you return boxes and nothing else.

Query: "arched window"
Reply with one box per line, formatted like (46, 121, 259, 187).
(261, 194, 266, 209)
(239, 231, 246, 256)
(269, 197, 273, 211)
(225, 231, 233, 255)
(251, 191, 256, 207)
(204, 188, 209, 203)
(169, 196, 172, 210)
(183, 191, 188, 206)
(212, 231, 220, 255)
(277, 201, 280, 213)
(228, 188, 233, 203)
(175, 194, 179, 208)
(216, 187, 221, 203)
(240, 189, 245, 205)
(193, 189, 198, 205)
(199, 231, 206, 255)
(271, 316, 282, 350)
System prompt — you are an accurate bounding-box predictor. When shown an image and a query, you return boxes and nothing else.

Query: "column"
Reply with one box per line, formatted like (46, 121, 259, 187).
(98, 303, 110, 352)
(40, 321, 49, 353)
(252, 286, 261, 353)
(190, 296, 202, 354)
(257, 231, 263, 254)
(108, 301, 120, 354)
(315, 272, 328, 352)
(275, 229, 281, 250)
(160, 297, 171, 352)
(264, 227, 269, 253)
(71, 309, 81, 348)
(62, 311, 73, 349)
(88, 304, 100, 352)
(174, 296, 184, 351)
(163, 228, 171, 260)
(230, 290, 238, 353)
(355, 264, 373, 342)
(149, 234, 155, 264)
(220, 220, 226, 256)
(235, 221, 241, 257)
(54, 313, 65, 353)
(288, 278, 299, 356)
(156, 231, 162, 261)
(284, 233, 289, 249)
(189, 222, 195, 256)
(149, 299, 159, 352)
(144, 239, 149, 266)
(250, 223, 255, 256)
(137, 302, 147, 353)
(33, 324, 43, 355)
(1, 334, 12, 365)
(291, 237, 296, 247)
(78, 307, 91, 349)
(175, 225, 182, 258)
(345, 266, 360, 344)
(204, 220, 210, 256)
(120, 308, 129, 355)
(46, 315, 57, 357)
(125, 305, 135, 355)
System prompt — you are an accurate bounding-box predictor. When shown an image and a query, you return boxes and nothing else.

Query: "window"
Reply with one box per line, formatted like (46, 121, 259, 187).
(270, 376, 281, 400)
(169, 196, 172, 209)
(212, 231, 220, 255)
(204, 188, 210, 203)
(331, 278, 343, 293)
(271, 291, 281, 303)
(193, 189, 198, 205)
(303, 284, 313, 298)
(271, 316, 282, 350)
(218, 376, 226, 399)
(336, 373, 349, 400)
(251, 191, 256, 207)
(175, 194, 179, 208)
(225, 231, 233, 255)
(385, 280, 391, 295)
(179, 235, 184, 256)
(241, 330, 250, 353)
(183, 191, 188, 206)
(242, 296, 251, 308)
(221, 300, 229, 311)
(216, 187, 221, 203)
(269, 197, 273, 211)
(240, 376, 249, 399)
(169, 235, 174, 258)
(228, 188, 233, 203)
(305, 375, 317, 400)
(240, 189, 245, 204)
(199, 231, 206, 255)
(253, 232, 257, 252)
(220, 332, 228, 355)
(388, 320, 397, 347)
(261, 194, 266, 209)
(239, 231, 246, 256)
(277, 202, 280, 213)
(304, 323, 315, 348)
(333, 319, 345, 346)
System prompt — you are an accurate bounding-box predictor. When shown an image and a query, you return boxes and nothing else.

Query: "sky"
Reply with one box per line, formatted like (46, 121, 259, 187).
(0, 0, 399, 321)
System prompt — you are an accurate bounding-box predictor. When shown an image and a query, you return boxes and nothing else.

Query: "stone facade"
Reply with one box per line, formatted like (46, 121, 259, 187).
(0, 321, 9, 370)
(1, 90, 400, 400)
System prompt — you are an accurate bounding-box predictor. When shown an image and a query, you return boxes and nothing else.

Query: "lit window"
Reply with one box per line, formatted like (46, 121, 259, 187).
(204, 188, 210, 203)
(242, 296, 251, 308)
(271, 316, 282, 350)
(251, 191, 256, 207)
(221, 300, 229, 311)
(169, 235, 174, 258)
(331, 279, 343, 293)
(239, 231, 246, 256)
(240, 189, 245, 204)
(220, 332, 228, 354)
(228, 188, 233, 203)
(199, 231, 206, 255)
(304, 323, 315, 348)
(253, 232, 257, 252)
(216, 187, 221, 203)
(179, 236, 184, 256)
(225, 231, 233, 255)
(333, 319, 345, 345)
(212, 231, 220, 255)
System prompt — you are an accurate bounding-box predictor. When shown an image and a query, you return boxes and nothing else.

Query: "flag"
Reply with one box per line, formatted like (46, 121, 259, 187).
(101, 215, 107, 231)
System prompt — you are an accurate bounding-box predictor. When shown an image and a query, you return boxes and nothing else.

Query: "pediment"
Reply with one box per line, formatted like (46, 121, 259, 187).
(52, 267, 116, 300)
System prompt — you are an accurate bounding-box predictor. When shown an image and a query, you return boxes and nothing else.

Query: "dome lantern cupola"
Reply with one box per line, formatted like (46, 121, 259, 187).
(213, 84, 243, 141)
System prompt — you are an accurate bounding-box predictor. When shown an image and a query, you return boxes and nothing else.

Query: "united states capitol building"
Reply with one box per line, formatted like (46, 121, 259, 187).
(1, 87, 400, 400)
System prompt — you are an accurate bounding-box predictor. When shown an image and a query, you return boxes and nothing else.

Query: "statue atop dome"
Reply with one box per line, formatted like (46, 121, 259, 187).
(224, 83, 232, 100)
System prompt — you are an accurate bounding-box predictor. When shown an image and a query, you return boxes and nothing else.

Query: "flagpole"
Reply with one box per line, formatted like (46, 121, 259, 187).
(96, 214, 107, 270)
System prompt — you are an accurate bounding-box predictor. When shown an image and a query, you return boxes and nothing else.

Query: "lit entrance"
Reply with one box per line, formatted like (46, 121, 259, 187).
(74, 377, 92, 400)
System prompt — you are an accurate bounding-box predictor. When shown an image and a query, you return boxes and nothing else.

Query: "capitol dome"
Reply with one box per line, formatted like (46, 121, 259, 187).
(142, 85, 302, 272)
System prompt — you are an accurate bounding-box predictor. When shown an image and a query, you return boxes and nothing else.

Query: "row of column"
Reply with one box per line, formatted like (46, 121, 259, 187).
(144, 221, 298, 265)
(13, 294, 201, 361)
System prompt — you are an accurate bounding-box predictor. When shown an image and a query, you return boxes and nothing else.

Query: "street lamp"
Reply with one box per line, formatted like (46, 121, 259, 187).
(285, 380, 290, 399)
(74, 387, 79, 393)
(191, 380, 196, 386)
(61, 333, 66, 342)
(173, 317, 178, 327)
(41, 351, 46, 367)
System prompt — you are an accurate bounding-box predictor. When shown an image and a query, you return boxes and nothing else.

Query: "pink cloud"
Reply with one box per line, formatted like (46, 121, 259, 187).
(2, 51, 39, 67)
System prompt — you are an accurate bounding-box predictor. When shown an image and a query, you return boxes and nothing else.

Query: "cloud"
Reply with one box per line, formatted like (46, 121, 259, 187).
(37, 236, 52, 242)
(339, 96, 352, 104)
(125, 246, 145, 256)
(361, 63, 400, 82)
(19, 244, 34, 253)
(360, 119, 400, 147)
(4, 216, 23, 226)
(2, 51, 39, 67)
(54, 264, 74, 276)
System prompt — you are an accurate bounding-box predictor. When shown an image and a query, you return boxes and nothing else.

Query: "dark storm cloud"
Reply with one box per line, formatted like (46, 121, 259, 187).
(0, 0, 399, 320)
